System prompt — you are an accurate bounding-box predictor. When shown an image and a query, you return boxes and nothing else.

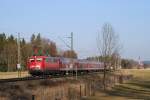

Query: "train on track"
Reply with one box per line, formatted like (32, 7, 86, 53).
(27, 56, 104, 76)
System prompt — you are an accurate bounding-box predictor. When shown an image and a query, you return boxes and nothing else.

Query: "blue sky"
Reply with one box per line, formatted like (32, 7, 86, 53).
(0, 0, 150, 60)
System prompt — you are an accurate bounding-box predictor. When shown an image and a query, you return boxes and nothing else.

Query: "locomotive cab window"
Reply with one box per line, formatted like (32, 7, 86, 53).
(46, 58, 58, 63)
(45, 58, 49, 62)
(52, 59, 57, 63)
(30, 59, 35, 62)
(36, 58, 42, 62)
(46, 58, 52, 62)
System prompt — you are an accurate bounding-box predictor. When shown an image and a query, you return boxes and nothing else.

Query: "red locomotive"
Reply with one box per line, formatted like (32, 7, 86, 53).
(27, 56, 104, 76)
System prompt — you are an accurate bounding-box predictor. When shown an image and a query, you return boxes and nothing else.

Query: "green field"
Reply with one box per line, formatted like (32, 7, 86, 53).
(85, 69, 150, 100)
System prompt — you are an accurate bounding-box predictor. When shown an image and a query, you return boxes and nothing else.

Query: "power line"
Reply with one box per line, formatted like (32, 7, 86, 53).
(58, 32, 77, 79)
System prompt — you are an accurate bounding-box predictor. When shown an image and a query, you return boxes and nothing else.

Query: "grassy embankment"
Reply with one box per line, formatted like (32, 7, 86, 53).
(85, 69, 150, 100)
(0, 71, 29, 79)
(0, 69, 150, 99)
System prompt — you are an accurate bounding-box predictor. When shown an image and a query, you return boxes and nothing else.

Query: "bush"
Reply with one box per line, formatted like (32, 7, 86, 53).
(0, 65, 7, 72)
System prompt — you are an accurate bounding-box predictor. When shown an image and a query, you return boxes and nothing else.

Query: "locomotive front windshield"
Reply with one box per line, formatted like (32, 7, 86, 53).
(29, 58, 35, 62)
(29, 58, 43, 62)
(36, 58, 42, 62)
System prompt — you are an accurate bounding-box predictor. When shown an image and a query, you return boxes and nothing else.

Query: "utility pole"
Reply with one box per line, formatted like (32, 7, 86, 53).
(58, 32, 77, 79)
(71, 32, 73, 52)
(70, 32, 77, 79)
(17, 33, 21, 77)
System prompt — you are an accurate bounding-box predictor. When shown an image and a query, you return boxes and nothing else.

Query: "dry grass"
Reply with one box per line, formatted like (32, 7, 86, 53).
(0, 69, 150, 100)
(0, 71, 29, 79)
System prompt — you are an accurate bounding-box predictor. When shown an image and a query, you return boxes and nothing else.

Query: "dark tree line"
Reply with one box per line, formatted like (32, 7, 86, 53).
(0, 33, 77, 72)
(0, 34, 18, 71)
(121, 59, 139, 69)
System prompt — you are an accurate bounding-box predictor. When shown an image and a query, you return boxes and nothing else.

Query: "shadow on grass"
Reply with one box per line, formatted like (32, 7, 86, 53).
(106, 81, 150, 100)
(128, 80, 150, 89)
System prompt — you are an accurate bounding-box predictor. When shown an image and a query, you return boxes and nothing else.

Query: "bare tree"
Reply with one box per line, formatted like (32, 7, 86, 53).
(97, 23, 121, 90)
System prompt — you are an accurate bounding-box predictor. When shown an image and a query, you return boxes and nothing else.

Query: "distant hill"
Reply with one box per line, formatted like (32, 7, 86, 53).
(143, 61, 150, 65)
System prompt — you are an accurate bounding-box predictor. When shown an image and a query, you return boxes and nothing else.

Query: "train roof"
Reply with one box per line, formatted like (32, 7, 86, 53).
(28, 56, 77, 60)
(28, 56, 103, 64)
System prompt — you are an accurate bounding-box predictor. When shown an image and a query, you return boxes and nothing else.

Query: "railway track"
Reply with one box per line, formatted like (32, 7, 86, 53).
(0, 76, 47, 83)
(0, 71, 103, 83)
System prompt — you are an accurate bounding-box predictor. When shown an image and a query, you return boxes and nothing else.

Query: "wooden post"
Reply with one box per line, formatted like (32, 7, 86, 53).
(32, 95, 35, 100)
(80, 85, 82, 98)
(85, 84, 86, 96)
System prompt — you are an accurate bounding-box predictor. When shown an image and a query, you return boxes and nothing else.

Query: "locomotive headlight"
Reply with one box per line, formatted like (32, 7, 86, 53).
(36, 65, 40, 68)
